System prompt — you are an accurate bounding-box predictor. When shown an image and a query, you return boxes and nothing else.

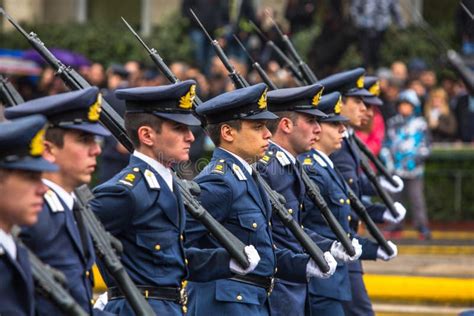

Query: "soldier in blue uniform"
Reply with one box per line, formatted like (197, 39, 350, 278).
(255, 84, 361, 316)
(90, 80, 259, 316)
(0, 115, 57, 316)
(185, 83, 337, 316)
(299, 92, 388, 315)
(4, 88, 113, 315)
(318, 69, 404, 316)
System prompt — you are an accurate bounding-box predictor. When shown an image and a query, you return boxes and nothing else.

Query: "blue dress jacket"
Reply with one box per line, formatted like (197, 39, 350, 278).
(91, 155, 232, 316)
(185, 148, 311, 316)
(0, 241, 35, 316)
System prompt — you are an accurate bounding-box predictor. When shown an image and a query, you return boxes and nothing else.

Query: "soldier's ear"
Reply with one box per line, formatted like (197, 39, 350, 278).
(42, 140, 57, 163)
(137, 125, 155, 147)
(279, 117, 293, 134)
(220, 124, 235, 143)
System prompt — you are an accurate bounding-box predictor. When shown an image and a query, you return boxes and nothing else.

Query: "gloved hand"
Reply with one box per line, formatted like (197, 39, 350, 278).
(376, 241, 398, 261)
(330, 239, 363, 263)
(229, 245, 260, 275)
(306, 251, 337, 279)
(93, 292, 108, 310)
(383, 202, 407, 224)
(379, 175, 404, 193)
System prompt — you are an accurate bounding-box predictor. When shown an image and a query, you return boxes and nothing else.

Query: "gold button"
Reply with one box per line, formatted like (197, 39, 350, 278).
(349, 178, 353, 184)
(348, 216, 352, 221)
(301, 225, 304, 229)
(252, 222, 258, 229)
(180, 234, 184, 241)
(300, 203, 303, 209)
(90, 299, 95, 305)
(359, 220, 362, 226)
(185, 258, 189, 265)
(339, 198, 345, 204)
(347, 233, 351, 238)
(155, 244, 161, 251)
(268, 221, 272, 227)
(274, 267, 278, 273)
(182, 306, 188, 313)
(85, 270, 90, 277)
(288, 208, 293, 214)
(273, 244, 277, 249)
(346, 199, 350, 204)
(133, 167, 139, 172)
(236, 294, 243, 301)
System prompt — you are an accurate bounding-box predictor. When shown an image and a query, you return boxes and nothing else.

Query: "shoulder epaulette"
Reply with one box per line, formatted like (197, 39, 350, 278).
(211, 159, 227, 175)
(275, 151, 291, 167)
(259, 150, 274, 165)
(232, 163, 247, 181)
(302, 155, 313, 166)
(313, 153, 328, 167)
(117, 167, 143, 188)
(44, 189, 64, 213)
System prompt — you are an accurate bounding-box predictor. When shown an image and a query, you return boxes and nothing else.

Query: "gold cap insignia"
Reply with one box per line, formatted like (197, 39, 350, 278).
(179, 84, 196, 109)
(312, 87, 324, 106)
(369, 81, 380, 96)
(356, 75, 365, 89)
(29, 128, 46, 157)
(334, 95, 342, 114)
(88, 94, 102, 122)
(258, 88, 268, 109)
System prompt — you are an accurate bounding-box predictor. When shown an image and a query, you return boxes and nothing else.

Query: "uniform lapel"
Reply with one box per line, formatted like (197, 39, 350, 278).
(61, 199, 87, 261)
(314, 150, 348, 194)
(155, 171, 180, 228)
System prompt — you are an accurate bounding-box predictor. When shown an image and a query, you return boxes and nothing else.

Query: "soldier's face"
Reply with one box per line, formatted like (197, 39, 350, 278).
(0, 169, 47, 230)
(226, 120, 271, 163)
(44, 130, 101, 191)
(360, 104, 374, 127)
(317, 121, 346, 154)
(341, 96, 366, 127)
(151, 120, 195, 166)
(288, 113, 321, 155)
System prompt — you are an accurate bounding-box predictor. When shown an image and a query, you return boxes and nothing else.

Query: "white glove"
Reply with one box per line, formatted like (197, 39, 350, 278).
(376, 241, 398, 261)
(379, 175, 404, 193)
(230, 245, 261, 275)
(383, 202, 407, 224)
(306, 251, 337, 279)
(330, 239, 363, 263)
(93, 292, 108, 310)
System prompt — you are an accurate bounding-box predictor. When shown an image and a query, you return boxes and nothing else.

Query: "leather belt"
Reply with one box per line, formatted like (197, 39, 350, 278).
(108, 285, 188, 306)
(229, 274, 275, 295)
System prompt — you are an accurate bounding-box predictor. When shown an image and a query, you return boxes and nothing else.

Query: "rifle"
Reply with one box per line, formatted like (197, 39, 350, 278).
(189, 9, 249, 89)
(269, 17, 318, 84)
(121, 16, 203, 107)
(410, 4, 474, 95)
(121, 17, 250, 267)
(74, 185, 156, 316)
(2, 74, 155, 316)
(2, 8, 250, 270)
(0, 74, 25, 107)
(251, 166, 330, 273)
(234, 39, 356, 256)
(352, 134, 400, 189)
(233, 35, 278, 90)
(249, 21, 305, 85)
(352, 136, 399, 218)
(11, 231, 88, 316)
(346, 189, 394, 256)
(0, 8, 134, 153)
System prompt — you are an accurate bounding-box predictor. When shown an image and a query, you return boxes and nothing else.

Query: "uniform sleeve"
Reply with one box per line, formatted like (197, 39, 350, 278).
(357, 236, 378, 260)
(185, 247, 232, 282)
(20, 205, 51, 252)
(364, 201, 386, 224)
(90, 184, 136, 235)
(274, 248, 310, 283)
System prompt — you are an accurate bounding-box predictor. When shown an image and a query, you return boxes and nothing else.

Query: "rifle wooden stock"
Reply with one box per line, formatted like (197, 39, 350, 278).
(251, 166, 330, 273)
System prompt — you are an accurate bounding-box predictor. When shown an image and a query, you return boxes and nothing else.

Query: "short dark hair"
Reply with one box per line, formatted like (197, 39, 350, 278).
(205, 119, 242, 147)
(45, 127, 66, 148)
(266, 111, 298, 134)
(124, 112, 164, 148)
